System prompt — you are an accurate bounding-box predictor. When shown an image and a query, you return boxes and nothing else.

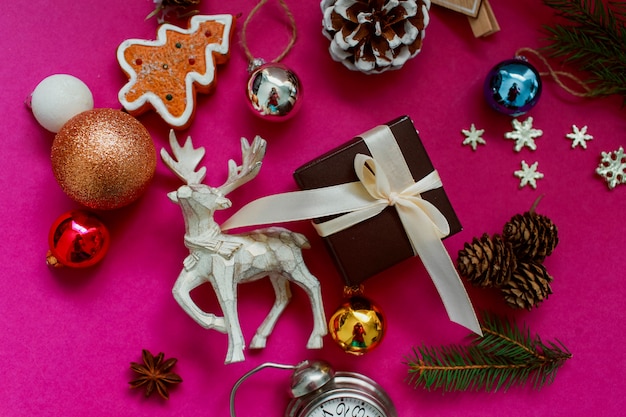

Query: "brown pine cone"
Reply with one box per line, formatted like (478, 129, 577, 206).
(503, 211, 559, 261)
(161, 0, 200, 6)
(321, 0, 430, 74)
(457, 233, 517, 288)
(500, 261, 553, 310)
(147, 0, 200, 20)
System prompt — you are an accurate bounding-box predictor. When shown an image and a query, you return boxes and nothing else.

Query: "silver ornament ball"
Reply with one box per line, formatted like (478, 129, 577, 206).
(246, 63, 302, 121)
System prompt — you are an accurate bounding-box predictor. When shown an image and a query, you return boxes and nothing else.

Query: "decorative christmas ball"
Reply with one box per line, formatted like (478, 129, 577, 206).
(51, 108, 156, 210)
(29, 74, 94, 133)
(328, 295, 385, 355)
(47, 210, 110, 268)
(484, 58, 542, 116)
(246, 63, 302, 121)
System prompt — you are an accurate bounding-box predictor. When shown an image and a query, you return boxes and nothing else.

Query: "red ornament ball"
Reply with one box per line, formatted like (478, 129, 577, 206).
(47, 210, 110, 268)
(51, 108, 156, 210)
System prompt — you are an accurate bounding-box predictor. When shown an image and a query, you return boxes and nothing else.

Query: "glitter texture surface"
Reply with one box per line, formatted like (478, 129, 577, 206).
(51, 108, 156, 209)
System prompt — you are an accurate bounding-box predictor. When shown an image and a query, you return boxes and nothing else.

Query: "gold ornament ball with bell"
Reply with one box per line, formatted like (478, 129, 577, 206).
(328, 296, 385, 355)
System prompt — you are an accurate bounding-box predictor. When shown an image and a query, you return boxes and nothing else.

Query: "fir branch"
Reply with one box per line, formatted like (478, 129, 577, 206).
(404, 314, 572, 392)
(542, 0, 626, 99)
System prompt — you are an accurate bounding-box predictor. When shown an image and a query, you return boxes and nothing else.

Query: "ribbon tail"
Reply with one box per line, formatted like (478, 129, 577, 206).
(421, 238, 482, 335)
(221, 182, 377, 231)
(314, 203, 387, 237)
(399, 207, 482, 335)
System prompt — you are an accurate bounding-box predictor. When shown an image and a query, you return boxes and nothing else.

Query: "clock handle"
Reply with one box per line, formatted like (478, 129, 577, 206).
(230, 360, 335, 417)
(230, 362, 298, 417)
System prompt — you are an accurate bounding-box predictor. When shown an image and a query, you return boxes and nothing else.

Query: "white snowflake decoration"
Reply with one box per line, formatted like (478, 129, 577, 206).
(596, 146, 626, 189)
(504, 117, 543, 152)
(514, 160, 544, 189)
(566, 125, 593, 149)
(461, 124, 486, 151)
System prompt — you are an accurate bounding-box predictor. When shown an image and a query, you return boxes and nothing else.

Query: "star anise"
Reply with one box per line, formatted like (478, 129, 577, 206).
(129, 349, 182, 400)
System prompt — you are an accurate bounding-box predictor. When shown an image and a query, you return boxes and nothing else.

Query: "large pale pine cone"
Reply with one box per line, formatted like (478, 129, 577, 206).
(500, 261, 553, 310)
(503, 211, 559, 262)
(321, 0, 430, 74)
(457, 233, 517, 288)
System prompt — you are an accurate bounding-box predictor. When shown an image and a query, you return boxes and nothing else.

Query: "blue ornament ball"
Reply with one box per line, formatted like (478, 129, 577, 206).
(483, 58, 542, 116)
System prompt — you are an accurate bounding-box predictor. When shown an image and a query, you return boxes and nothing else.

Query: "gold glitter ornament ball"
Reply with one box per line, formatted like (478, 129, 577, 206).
(51, 108, 156, 210)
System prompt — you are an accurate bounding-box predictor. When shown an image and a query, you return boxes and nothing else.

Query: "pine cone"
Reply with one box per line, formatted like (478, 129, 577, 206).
(161, 0, 200, 6)
(321, 0, 430, 74)
(500, 261, 553, 310)
(457, 234, 517, 288)
(147, 0, 200, 20)
(503, 211, 559, 261)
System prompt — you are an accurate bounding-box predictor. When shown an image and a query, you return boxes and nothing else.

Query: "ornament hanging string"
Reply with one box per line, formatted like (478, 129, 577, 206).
(515, 47, 593, 98)
(241, 0, 302, 120)
(240, 0, 297, 67)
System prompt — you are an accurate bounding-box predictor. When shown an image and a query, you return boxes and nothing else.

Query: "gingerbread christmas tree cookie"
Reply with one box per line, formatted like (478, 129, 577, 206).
(117, 14, 235, 129)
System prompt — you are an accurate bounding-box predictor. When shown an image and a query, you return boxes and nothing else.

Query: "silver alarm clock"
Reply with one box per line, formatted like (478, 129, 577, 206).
(230, 360, 398, 417)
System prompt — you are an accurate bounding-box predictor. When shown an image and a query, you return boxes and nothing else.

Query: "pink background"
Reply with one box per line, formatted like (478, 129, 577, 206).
(2, 0, 625, 415)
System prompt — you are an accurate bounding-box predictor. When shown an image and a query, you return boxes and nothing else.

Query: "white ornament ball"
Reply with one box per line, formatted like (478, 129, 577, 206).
(30, 74, 94, 133)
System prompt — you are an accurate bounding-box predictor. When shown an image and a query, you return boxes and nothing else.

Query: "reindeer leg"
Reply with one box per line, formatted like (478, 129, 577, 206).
(172, 267, 226, 332)
(250, 274, 292, 349)
(288, 261, 327, 350)
(211, 258, 246, 364)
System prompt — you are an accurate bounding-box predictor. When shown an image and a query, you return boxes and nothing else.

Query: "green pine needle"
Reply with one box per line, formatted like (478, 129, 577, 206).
(542, 0, 626, 99)
(404, 314, 572, 392)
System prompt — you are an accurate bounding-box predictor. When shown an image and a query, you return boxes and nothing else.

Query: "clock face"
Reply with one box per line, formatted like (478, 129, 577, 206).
(303, 394, 386, 417)
(286, 372, 396, 417)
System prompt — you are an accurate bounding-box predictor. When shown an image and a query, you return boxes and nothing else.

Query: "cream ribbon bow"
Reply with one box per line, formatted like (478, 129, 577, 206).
(313, 154, 450, 241)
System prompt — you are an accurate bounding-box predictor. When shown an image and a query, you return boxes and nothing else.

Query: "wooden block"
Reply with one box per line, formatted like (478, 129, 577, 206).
(431, 0, 482, 17)
(468, 0, 500, 37)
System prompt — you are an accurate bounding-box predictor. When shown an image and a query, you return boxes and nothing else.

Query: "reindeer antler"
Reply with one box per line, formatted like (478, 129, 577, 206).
(160, 130, 207, 185)
(218, 136, 266, 195)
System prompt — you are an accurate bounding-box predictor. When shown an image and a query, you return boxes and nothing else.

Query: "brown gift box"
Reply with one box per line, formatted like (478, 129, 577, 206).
(293, 115, 462, 286)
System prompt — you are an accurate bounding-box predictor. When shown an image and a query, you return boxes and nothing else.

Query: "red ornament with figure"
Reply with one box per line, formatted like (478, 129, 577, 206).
(47, 210, 110, 268)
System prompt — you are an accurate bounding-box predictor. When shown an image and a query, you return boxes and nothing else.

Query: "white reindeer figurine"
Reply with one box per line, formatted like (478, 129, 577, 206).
(161, 131, 327, 364)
